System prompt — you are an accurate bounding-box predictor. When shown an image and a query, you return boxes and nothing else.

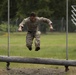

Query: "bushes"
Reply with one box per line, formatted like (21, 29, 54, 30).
(0, 23, 7, 32)
(0, 23, 18, 32)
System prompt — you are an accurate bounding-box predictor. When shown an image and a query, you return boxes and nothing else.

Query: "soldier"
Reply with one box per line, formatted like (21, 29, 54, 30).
(18, 12, 53, 51)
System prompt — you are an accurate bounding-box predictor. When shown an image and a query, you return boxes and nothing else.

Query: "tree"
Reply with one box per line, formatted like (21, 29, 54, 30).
(0, 0, 8, 21)
(0, 0, 76, 32)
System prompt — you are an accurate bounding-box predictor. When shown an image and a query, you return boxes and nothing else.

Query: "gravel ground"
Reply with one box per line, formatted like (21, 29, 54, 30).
(0, 68, 66, 75)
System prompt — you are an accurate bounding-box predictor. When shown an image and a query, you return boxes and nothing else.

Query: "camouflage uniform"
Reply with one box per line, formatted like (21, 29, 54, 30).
(19, 17, 52, 49)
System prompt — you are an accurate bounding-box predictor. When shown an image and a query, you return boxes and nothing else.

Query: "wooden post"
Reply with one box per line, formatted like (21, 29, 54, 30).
(0, 56, 76, 66)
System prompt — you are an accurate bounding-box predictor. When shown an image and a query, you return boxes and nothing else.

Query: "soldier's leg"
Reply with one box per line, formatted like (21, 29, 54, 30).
(35, 31, 41, 51)
(26, 32, 34, 50)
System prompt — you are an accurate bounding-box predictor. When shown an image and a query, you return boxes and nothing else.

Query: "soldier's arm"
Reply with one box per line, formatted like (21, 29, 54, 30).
(18, 19, 26, 31)
(39, 17, 53, 30)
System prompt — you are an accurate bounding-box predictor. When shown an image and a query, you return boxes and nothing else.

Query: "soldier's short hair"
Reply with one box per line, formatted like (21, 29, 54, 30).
(30, 12, 36, 17)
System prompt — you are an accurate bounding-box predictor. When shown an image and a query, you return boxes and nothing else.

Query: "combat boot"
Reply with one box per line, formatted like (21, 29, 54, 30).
(27, 46, 32, 51)
(35, 47, 40, 51)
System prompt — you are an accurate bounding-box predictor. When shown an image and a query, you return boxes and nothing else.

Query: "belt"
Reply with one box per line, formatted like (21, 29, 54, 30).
(28, 31, 36, 33)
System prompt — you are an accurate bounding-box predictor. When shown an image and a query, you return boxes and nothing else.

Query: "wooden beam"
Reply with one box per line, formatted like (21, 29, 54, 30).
(0, 56, 76, 66)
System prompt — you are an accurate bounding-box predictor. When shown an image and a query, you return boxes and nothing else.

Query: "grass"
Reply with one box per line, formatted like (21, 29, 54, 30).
(0, 32, 76, 74)
(0, 32, 76, 59)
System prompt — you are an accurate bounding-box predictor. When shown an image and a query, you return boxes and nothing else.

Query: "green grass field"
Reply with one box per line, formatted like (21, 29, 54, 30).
(0, 32, 76, 74)
(0, 32, 76, 59)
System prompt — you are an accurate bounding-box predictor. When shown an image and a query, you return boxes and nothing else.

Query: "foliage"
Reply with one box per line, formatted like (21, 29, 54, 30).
(0, 23, 18, 32)
(0, 0, 76, 32)
(0, 23, 8, 32)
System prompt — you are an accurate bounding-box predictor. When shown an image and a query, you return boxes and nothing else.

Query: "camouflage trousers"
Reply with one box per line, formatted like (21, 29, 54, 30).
(26, 31, 41, 48)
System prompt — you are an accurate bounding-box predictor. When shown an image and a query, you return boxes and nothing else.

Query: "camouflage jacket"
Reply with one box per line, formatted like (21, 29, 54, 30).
(19, 17, 52, 31)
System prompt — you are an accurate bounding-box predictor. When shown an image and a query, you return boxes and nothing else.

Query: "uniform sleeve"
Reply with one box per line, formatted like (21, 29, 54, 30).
(19, 19, 27, 27)
(39, 17, 52, 25)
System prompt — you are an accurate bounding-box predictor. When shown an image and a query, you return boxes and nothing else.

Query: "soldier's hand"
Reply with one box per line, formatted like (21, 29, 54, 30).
(50, 25, 53, 30)
(18, 27, 22, 32)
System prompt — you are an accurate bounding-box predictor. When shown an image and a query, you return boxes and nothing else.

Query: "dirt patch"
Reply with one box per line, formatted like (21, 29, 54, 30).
(0, 68, 66, 75)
